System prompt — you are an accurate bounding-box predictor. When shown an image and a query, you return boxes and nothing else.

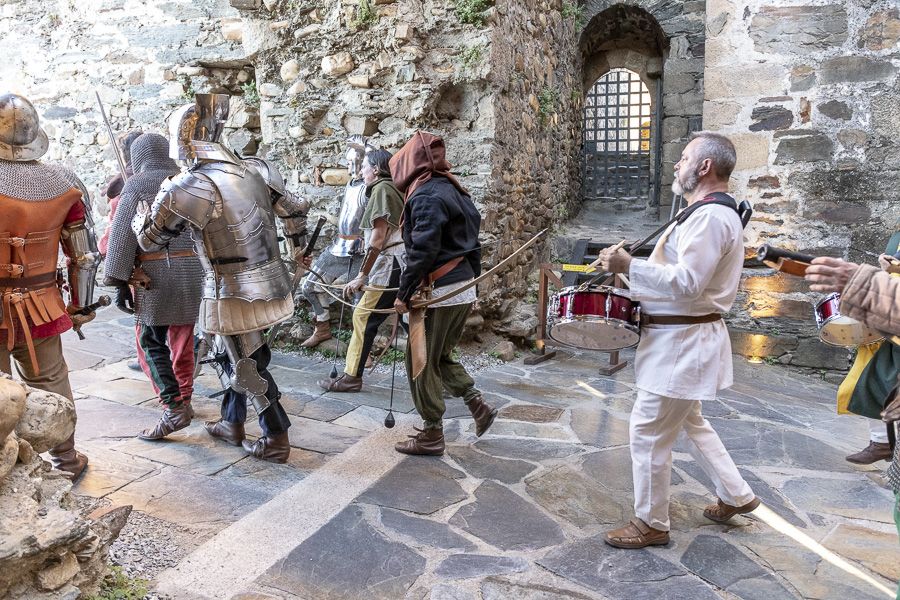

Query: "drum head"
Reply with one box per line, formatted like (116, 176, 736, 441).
(548, 319, 640, 351)
(820, 320, 884, 347)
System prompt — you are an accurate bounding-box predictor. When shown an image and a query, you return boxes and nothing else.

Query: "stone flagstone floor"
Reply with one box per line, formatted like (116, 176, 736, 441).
(60, 306, 899, 599)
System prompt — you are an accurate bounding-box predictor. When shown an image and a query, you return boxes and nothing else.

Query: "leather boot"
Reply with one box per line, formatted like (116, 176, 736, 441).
(138, 402, 192, 440)
(845, 441, 892, 464)
(242, 432, 291, 463)
(395, 427, 445, 456)
(48, 434, 88, 481)
(466, 394, 498, 437)
(301, 320, 332, 349)
(318, 373, 362, 393)
(204, 419, 245, 446)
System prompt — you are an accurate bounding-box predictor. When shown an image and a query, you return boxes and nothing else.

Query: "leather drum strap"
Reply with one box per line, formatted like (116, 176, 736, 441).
(640, 313, 722, 326)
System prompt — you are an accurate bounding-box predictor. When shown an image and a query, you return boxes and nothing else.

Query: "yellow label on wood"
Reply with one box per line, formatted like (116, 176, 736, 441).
(561, 264, 596, 273)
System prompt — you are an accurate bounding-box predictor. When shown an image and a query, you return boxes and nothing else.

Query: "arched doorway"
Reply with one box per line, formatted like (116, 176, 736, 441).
(582, 67, 654, 205)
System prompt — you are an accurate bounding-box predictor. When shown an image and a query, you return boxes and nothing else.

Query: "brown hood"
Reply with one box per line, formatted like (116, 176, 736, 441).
(389, 131, 467, 201)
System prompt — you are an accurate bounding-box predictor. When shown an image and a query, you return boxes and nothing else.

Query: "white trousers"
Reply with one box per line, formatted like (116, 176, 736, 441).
(869, 418, 890, 443)
(630, 390, 755, 531)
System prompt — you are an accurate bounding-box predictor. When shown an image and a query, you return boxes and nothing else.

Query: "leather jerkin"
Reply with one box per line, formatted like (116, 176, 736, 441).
(0, 189, 82, 373)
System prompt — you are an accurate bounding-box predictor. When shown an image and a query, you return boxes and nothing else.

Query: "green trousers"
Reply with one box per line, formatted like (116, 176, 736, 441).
(406, 303, 480, 430)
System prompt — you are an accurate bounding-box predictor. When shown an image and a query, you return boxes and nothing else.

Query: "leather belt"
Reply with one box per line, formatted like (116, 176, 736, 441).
(138, 249, 197, 262)
(640, 313, 722, 326)
(0, 272, 58, 290)
(428, 256, 464, 284)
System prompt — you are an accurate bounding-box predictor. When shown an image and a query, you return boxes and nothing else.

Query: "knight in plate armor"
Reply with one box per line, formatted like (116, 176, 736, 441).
(297, 135, 369, 348)
(0, 92, 101, 480)
(103, 132, 204, 441)
(136, 94, 308, 463)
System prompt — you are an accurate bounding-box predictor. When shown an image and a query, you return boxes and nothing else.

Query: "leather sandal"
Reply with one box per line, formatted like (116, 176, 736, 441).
(395, 427, 445, 456)
(466, 393, 498, 437)
(605, 517, 670, 549)
(139, 403, 192, 440)
(242, 432, 290, 463)
(703, 497, 761, 523)
(204, 419, 246, 446)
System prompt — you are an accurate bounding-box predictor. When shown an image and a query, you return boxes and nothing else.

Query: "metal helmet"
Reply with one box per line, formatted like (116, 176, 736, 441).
(0, 93, 49, 162)
(345, 134, 371, 179)
(167, 94, 231, 161)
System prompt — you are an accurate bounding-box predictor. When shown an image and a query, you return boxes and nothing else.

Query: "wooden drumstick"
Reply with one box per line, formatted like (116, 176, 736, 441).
(588, 240, 626, 269)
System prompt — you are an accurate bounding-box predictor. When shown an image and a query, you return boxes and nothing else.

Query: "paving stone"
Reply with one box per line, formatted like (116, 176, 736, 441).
(498, 404, 563, 423)
(538, 533, 719, 599)
(569, 407, 629, 448)
(74, 397, 162, 441)
(332, 405, 395, 431)
(72, 446, 159, 498)
(215, 450, 328, 495)
(79, 377, 157, 406)
(716, 389, 807, 427)
(478, 377, 590, 408)
(259, 505, 425, 600)
(580, 447, 634, 492)
(113, 425, 248, 475)
(474, 437, 584, 461)
(379, 508, 475, 551)
(822, 523, 900, 581)
(61, 348, 106, 371)
(680, 534, 789, 598)
(446, 445, 537, 484)
(470, 420, 572, 440)
(780, 476, 895, 523)
(293, 395, 355, 421)
(481, 578, 594, 600)
(429, 583, 474, 600)
(449, 480, 565, 551)
(108, 466, 270, 532)
(525, 465, 629, 527)
(358, 456, 467, 514)
(434, 554, 529, 579)
(674, 461, 806, 528)
(247, 415, 365, 455)
(580, 377, 633, 396)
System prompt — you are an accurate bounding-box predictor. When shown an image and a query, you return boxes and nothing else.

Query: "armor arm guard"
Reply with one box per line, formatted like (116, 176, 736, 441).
(243, 155, 309, 253)
(137, 174, 214, 252)
(60, 218, 99, 308)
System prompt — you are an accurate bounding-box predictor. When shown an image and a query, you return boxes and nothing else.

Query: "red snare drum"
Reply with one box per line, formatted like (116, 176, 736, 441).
(547, 286, 641, 351)
(814, 293, 883, 347)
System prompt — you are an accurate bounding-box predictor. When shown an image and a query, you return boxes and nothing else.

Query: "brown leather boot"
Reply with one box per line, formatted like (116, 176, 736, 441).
(48, 434, 88, 481)
(242, 432, 291, 463)
(466, 393, 498, 437)
(139, 403, 192, 440)
(845, 441, 893, 464)
(318, 373, 362, 393)
(204, 419, 246, 446)
(300, 320, 332, 349)
(395, 427, 445, 456)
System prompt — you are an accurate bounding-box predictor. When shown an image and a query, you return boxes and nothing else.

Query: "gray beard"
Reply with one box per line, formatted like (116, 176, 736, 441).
(671, 168, 699, 196)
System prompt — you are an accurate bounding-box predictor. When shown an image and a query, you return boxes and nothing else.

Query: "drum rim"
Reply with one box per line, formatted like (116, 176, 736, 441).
(547, 318, 641, 350)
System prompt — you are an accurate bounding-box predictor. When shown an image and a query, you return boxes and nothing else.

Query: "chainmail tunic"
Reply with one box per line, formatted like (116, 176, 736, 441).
(0, 160, 75, 200)
(104, 134, 203, 326)
(888, 443, 899, 495)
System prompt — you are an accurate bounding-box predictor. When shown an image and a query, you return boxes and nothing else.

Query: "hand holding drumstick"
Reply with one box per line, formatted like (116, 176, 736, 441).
(594, 240, 632, 274)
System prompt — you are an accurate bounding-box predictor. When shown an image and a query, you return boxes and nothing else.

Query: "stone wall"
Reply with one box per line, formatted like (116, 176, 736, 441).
(705, 0, 900, 370)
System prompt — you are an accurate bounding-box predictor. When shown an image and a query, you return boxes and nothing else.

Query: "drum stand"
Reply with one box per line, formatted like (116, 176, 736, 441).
(523, 263, 628, 375)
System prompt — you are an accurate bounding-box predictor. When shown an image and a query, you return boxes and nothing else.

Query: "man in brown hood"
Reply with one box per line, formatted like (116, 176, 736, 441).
(389, 131, 497, 455)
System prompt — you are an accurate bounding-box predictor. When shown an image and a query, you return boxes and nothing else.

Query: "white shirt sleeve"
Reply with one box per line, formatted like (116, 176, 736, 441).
(628, 207, 738, 302)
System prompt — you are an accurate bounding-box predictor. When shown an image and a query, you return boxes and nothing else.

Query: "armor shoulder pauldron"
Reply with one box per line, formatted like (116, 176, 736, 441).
(159, 171, 218, 227)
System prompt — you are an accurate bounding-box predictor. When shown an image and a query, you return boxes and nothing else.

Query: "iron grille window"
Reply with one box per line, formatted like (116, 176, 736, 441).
(582, 68, 653, 204)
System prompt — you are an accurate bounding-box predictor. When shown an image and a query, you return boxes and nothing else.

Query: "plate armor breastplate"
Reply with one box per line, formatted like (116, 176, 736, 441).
(330, 180, 367, 257)
(193, 162, 290, 302)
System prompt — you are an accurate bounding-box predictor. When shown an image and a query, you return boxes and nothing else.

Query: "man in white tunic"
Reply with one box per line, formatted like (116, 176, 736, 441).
(598, 131, 759, 549)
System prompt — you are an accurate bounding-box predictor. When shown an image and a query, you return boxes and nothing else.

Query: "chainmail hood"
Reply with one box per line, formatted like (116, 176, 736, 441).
(0, 159, 75, 200)
(131, 133, 178, 175)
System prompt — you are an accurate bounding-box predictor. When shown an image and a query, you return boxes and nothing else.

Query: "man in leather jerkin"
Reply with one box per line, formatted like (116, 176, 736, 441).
(0, 92, 101, 480)
(136, 94, 308, 464)
(104, 132, 204, 440)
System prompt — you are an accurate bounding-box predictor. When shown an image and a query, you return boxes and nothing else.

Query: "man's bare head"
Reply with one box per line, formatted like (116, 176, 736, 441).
(672, 131, 736, 196)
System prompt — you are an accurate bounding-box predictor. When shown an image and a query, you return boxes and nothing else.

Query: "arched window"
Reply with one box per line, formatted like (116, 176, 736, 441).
(582, 68, 653, 204)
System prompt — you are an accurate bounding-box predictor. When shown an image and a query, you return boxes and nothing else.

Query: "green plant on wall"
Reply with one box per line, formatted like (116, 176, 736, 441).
(561, 1, 587, 29)
(458, 43, 484, 77)
(179, 75, 196, 101)
(353, 0, 378, 29)
(538, 85, 559, 126)
(455, 0, 492, 27)
(241, 80, 260, 109)
(87, 566, 148, 600)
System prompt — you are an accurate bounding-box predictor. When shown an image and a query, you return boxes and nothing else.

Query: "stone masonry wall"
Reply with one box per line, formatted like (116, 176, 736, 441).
(705, 0, 900, 370)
